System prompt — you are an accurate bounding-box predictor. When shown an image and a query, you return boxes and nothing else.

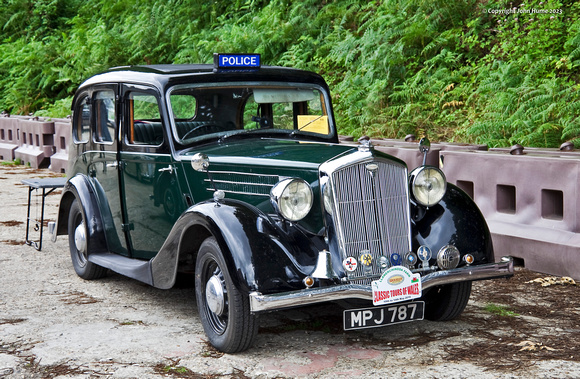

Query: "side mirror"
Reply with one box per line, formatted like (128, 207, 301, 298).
(419, 137, 430, 166)
(191, 153, 210, 172)
(191, 153, 224, 204)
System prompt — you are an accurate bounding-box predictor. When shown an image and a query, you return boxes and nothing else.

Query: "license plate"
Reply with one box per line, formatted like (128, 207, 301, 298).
(343, 301, 424, 331)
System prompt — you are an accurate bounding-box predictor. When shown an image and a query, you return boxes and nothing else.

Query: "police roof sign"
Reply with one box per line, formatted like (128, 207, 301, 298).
(214, 53, 261, 69)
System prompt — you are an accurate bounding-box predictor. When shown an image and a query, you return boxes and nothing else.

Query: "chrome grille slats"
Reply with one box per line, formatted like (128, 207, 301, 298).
(204, 171, 280, 196)
(328, 157, 411, 281)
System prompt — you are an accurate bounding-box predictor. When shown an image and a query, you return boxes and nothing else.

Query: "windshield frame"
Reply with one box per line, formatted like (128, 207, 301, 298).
(165, 81, 337, 149)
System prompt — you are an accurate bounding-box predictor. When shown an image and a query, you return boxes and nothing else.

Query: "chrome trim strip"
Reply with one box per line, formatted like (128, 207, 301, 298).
(208, 179, 275, 187)
(207, 170, 281, 179)
(249, 257, 514, 312)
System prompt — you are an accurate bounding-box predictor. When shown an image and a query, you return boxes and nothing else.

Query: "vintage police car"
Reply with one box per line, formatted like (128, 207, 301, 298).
(50, 54, 513, 353)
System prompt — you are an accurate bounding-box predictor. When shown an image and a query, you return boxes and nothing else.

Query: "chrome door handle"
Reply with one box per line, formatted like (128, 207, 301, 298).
(158, 165, 174, 174)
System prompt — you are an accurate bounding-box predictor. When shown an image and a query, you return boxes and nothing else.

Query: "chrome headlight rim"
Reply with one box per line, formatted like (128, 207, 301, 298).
(270, 178, 314, 222)
(320, 176, 333, 215)
(410, 166, 447, 207)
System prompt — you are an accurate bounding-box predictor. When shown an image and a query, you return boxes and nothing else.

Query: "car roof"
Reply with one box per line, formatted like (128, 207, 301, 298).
(77, 64, 329, 93)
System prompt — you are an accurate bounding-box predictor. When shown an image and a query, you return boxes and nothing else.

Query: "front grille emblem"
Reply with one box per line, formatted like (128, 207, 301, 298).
(365, 163, 379, 178)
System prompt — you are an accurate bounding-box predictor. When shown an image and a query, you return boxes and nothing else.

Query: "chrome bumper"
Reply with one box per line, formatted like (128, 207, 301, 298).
(249, 256, 514, 313)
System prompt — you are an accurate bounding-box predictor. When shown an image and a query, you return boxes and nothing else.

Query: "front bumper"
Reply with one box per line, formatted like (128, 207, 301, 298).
(249, 256, 514, 313)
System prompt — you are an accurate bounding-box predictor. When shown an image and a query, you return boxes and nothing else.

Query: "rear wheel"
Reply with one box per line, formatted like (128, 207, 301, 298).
(195, 237, 258, 353)
(68, 199, 107, 280)
(423, 281, 472, 321)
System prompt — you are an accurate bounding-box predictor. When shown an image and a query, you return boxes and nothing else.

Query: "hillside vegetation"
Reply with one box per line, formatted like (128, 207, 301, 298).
(1, 0, 579, 147)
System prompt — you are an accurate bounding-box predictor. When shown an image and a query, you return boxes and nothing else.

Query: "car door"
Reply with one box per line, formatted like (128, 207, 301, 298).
(88, 86, 129, 256)
(119, 85, 186, 259)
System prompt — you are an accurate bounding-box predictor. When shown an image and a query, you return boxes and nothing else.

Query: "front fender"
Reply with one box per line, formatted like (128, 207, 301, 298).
(151, 199, 319, 292)
(412, 183, 494, 265)
(53, 175, 108, 254)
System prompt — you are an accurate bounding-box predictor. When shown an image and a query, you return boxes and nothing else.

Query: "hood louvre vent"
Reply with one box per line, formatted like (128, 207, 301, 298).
(204, 171, 280, 197)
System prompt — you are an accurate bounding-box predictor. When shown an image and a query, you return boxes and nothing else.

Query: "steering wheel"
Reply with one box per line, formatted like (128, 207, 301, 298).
(182, 124, 220, 140)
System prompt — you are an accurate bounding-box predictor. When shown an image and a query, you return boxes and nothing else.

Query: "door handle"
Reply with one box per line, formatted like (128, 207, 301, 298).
(106, 162, 119, 168)
(158, 165, 174, 174)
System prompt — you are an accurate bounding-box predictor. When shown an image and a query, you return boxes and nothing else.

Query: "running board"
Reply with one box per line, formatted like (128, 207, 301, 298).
(88, 253, 153, 286)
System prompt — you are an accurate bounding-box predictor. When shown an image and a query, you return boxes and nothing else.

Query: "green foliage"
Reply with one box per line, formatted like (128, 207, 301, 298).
(484, 303, 519, 317)
(0, 0, 579, 147)
(34, 96, 73, 118)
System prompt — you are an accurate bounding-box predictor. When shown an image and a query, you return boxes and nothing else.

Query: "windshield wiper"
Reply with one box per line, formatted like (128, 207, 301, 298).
(218, 129, 254, 144)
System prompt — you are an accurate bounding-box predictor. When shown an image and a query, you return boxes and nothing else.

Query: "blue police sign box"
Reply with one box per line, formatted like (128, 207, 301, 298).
(214, 53, 261, 69)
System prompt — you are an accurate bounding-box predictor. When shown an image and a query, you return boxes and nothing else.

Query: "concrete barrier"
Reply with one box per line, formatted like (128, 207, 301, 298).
(0, 115, 71, 172)
(13, 117, 56, 168)
(440, 148, 580, 280)
(0, 115, 19, 161)
(49, 118, 71, 173)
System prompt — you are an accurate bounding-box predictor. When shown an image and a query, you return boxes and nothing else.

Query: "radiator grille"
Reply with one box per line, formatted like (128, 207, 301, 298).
(330, 159, 411, 281)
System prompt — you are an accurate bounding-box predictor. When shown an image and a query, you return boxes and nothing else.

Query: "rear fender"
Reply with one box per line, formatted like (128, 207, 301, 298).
(53, 174, 109, 254)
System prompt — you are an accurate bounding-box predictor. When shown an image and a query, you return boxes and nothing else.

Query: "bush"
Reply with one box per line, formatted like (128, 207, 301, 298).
(0, 0, 578, 147)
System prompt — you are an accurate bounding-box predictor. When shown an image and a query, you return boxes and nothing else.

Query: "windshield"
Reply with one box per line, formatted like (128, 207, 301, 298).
(167, 83, 334, 145)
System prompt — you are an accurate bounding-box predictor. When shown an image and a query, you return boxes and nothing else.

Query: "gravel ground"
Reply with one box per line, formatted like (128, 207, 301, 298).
(1, 164, 579, 378)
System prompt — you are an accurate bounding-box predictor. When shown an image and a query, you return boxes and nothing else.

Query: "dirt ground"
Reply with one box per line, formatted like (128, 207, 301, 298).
(0, 164, 579, 378)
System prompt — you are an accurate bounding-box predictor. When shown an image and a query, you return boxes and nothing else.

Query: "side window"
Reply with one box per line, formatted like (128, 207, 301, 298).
(73, 96, 91, 143)
(94, 90, 116, 143)
(127, 92, 164, 145)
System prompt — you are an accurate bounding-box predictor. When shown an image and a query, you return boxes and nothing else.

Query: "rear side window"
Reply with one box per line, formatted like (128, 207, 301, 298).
(73, 96, 91, 143)
(94, 90, 116, 143)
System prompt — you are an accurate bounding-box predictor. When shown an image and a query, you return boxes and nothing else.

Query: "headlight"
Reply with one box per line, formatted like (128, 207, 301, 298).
(410, 166, 446, 207)
(270, 178, 313, 221)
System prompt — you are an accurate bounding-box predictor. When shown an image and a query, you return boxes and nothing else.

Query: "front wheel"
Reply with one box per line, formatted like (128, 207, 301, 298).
(67, 199, 107, 280)
(423, 281, 472, 321)
(195, 237, 258, 353)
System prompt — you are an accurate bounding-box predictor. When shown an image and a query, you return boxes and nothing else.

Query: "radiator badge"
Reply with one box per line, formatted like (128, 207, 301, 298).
(343, 257, 358, 272)
(365, 163, 378, 178)
(372, 266, 422, 306)
(390, 252, 402, 266)
(360, 252, 372, 266)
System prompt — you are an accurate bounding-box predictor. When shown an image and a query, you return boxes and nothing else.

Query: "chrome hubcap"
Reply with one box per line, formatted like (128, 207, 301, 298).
(74, 222, 87, 255)
(206, 275, 225, 316)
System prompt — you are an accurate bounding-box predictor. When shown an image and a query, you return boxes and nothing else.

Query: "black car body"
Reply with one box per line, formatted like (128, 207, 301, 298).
(51, 54, 513, 353)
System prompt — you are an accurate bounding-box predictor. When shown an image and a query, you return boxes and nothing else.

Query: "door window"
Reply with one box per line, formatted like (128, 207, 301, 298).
(126, 92, 164, 146)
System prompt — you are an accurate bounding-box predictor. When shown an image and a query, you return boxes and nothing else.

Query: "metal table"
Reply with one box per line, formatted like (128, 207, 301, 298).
(21, 177, 67, 251)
